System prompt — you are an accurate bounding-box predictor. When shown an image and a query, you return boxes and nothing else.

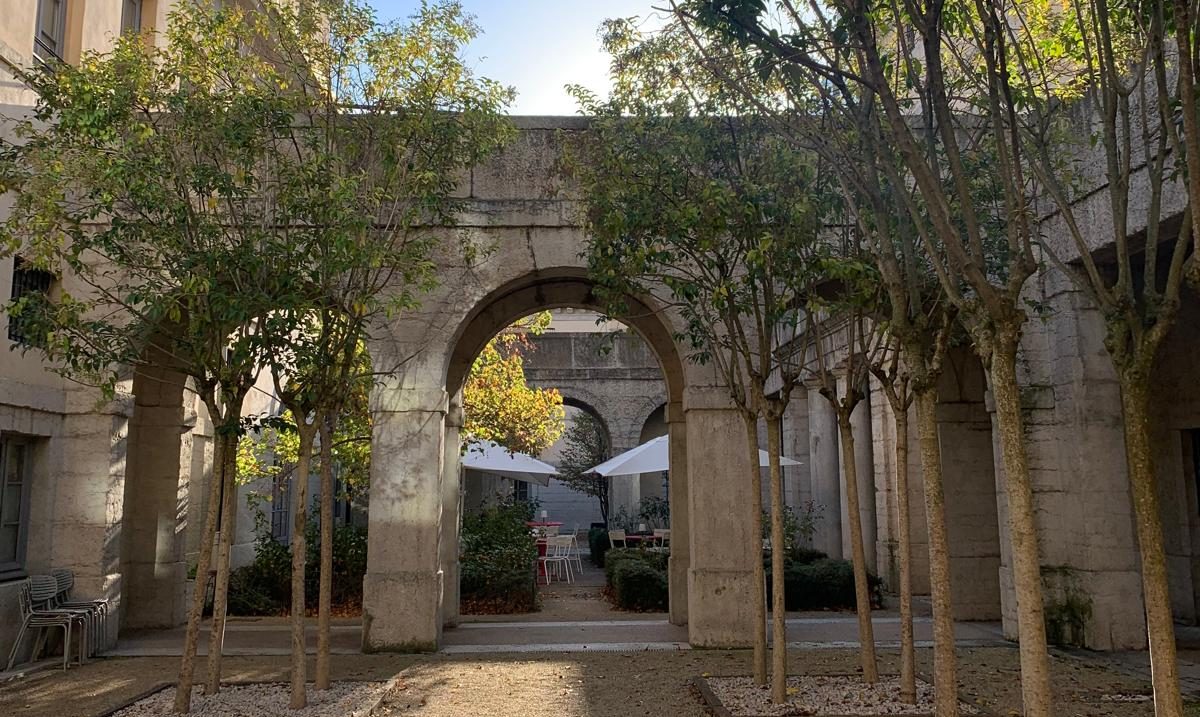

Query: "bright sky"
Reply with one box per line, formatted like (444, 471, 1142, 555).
(369, 1, 666, 115)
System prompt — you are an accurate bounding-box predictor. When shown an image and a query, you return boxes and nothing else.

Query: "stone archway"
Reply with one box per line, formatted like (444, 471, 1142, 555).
(359, 119, 763, 653)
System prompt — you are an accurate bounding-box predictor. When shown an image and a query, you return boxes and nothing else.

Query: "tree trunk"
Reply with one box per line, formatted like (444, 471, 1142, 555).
(892, 406, 916, 704)
(767, 415, 788, 703)
(989, 334, 1053, 717)
(1118, 369, 1185, 717)
(290, 425, 315, 709)
(173, 424, 226, 713)
(837, 412, 879, 682)
(744, 415, 768, 686)
(316, 417, 335, 691)
(204, 432, 239, 695)
(915, 388, 960, 717)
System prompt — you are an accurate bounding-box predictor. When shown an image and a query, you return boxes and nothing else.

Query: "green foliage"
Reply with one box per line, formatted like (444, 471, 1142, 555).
(459, 498, 538, 613)
(765, 558, 885, 612)
(611, 561, 669, 612)
(555, 410, 611, 525)
(566, 18, 827, 399)
(604, 549, 669, 612)
(638, 496, 670, 529)
(761, 501, 822, 561)
(227, 511, 368, 616)
(0, 0, 513, 423)
(464, 316, 565, 456)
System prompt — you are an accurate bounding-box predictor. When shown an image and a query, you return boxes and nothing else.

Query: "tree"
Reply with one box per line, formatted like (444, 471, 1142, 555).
(0, 7, 306, 710)
(464, 313, 566, 456)
(1, 0, 513, 710)
(944, 2, 1199, 712)
(669, 4, 963, 708)
(568, 18, 827, 701)
(557, 410, 612, 525)
(681, 2, 1066, 712)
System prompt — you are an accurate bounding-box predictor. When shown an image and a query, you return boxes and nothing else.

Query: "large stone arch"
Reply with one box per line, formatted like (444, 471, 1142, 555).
(359, 120, 763, 652)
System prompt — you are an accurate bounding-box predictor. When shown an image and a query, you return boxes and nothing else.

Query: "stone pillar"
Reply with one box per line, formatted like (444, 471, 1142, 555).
(362, 380, 446, 652)
(53, 388, 131, 645)
(850, 387, 877, 573)
(686, 387, 757, 647)
(808, 386, 842, 559)
(440, 393, 463, 628)
(666, 401, 689, 625)
(122, 363, 189, 629)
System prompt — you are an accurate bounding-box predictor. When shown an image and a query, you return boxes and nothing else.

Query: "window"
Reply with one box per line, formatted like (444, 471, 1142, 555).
(270, 471, 290, 543)
(513, 480, 530, 504)
(8, 258, 54, 346)
(34, 0, 67, 62)
(0, 436, 33, 581)
(121, 0, 142, 34)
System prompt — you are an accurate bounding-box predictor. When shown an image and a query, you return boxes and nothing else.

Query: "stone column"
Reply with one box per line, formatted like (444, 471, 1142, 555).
(122, 363, 189, 628)
(440, 393, 464, 628)
(686, 387, 757, 647)
(850, 387, 877, 573)
(52, 389, 131, 645)
(362, 380, 446, 652)
(666, 401, 689, 625)
(807, 386, 842, 559)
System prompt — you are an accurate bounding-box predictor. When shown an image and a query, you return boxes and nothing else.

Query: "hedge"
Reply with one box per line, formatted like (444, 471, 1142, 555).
(765, 558, 885, 611)
(603, 548, 669, 612)
(611, 560, 669, 611)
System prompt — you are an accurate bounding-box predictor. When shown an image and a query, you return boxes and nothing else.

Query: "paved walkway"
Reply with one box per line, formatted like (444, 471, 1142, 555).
(110, 614, 1006, 657)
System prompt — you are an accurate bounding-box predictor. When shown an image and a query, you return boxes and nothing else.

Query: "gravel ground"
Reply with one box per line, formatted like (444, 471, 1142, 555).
(111, 682, 386, 717)
(705, 675, 979, 716)
(0, 648, 1187, 717)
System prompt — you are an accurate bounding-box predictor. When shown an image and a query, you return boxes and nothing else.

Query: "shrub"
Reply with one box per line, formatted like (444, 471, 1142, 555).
(765, 558, 884, 611)
(459, 498, 538, 613)
(602, 548, 669, 612)
(227, 512, 368, 616)
(611, 560, 668, 611)
(603, 547, 667, 582)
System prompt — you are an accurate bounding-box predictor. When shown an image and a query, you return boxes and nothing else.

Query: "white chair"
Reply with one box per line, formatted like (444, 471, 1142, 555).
(539, 536, 574, 584)
(653, 529, 671, 551)
(567, 524, 584, 572)
(608, 529, 627, 549)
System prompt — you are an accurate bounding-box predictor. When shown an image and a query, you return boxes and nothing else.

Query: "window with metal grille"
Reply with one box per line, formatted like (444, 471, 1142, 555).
(121, 0, 142, 34)
(8, 258, 54, 347)
(0, 435, 33, 581)
(270, 470, 290, 543)
(34, 0, 67, 63)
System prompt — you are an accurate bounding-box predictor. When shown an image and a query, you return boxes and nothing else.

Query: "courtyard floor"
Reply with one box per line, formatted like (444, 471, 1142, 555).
(0, 647, 1193, 717)
(5, 558, 1200, 715)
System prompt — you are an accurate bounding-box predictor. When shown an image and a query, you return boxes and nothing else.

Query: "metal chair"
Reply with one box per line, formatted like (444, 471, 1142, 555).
(50, 568, 111, 653)
(539, 536, 574, 584)
(567, 524, 584, 572)
(608, 529, 627, 549)
(6, 577, 88, 671)
(652, 529, 671, 552)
